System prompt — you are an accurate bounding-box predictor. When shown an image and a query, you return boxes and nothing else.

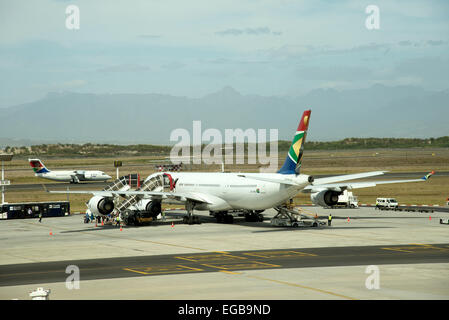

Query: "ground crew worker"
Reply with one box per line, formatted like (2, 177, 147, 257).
(39, 211, 43, 223)
(328, 213, 332, 226)
(116, 215, 120, 228)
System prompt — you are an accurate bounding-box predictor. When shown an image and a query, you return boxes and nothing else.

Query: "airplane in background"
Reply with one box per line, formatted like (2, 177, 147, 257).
(29, 159, 112, 183)
(48, 109, 434, 223)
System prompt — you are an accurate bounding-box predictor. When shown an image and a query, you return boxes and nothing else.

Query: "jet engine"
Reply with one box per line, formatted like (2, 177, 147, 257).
(87, 196, 115, 216)
(135, 199, 161, 218)
(311, 190, 342, 207)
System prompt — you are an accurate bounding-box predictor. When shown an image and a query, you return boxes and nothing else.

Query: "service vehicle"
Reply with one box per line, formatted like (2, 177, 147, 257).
(376, 198, 399, 209)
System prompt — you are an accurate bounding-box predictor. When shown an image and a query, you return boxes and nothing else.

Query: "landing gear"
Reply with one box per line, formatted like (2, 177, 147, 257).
(214, 211, 233, 223)
(244, 211, 264, 222)
(211, 210, 264, 224)
(182, 215, 201, 224)
(70, 176, 80, 184)
(183, 201, 201, 225)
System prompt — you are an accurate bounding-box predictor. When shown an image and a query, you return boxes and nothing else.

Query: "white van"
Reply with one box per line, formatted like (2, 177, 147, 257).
(376, 198, 399, 209)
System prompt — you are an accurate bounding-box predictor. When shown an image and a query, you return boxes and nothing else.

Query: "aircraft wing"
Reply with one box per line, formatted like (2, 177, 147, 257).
(237, 171, 387, 187)
(302, 171, 435, 193)
(311, 171, 387, 185)
(113, 190, 213, 204)
(47, 189, 212, 204)
(236, 174, 301, 186)
(47, 189, 115, 197)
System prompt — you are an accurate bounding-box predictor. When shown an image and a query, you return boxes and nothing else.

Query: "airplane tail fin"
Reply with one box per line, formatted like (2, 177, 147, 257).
(29, 159, 50, 174)
(422, 171, 435, 181)
(277, 109, 311, 175)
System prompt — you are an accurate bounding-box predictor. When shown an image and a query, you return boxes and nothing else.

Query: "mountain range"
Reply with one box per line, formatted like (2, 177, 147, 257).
(0, 84, 447, 146)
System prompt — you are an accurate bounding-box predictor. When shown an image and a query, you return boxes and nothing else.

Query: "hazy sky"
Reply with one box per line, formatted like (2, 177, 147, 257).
(0, 0, 448, 107)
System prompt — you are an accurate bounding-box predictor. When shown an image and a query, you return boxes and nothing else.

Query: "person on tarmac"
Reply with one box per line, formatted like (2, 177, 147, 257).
(39, 211, 43, 223)
(328, 213, 332, 226)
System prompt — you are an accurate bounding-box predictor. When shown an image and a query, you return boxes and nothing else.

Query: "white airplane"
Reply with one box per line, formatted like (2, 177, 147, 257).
(29, 159, 112, 183)
(49, 109, 434, 223)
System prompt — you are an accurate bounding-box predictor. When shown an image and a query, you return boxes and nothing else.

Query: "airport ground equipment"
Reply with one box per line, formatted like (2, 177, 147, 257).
(0, 201, 70, 219)
(324, 190, 359, 209)
(116, 173, 165, 212)
(103, 175, 130, 192)
(116, 172, 166, 226)
(270, 205, 325, 228)
(209, 209, 264, 223)
(155, 163, 183, 172)
(336, 190, 359, 208)
(103, 174, 141, 192)
(376, 198, 399, 209)
(375, 205, 435, 213)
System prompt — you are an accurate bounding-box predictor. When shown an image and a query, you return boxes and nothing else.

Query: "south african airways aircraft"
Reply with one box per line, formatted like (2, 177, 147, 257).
(29, 159, 111, 183)
(49, 110, 433, 223)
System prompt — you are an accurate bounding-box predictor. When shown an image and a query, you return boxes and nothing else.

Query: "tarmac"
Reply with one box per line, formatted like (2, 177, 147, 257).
(0, 206, 448, 300)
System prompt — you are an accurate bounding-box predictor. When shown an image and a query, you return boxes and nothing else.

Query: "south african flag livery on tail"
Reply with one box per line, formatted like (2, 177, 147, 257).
(29, 159, 50, 174)
(278, 109, 311, 175)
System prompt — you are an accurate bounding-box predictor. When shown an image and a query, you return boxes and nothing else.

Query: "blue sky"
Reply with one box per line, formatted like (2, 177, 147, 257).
(0, 0, 448, 107)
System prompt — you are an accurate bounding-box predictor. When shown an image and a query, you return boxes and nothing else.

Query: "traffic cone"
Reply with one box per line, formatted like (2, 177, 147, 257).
(347, 217, 350, 222)
(429, 215, 432, 221)
(101, 220, 104, 226)
(120, 225, 122, 231)
(171, 222, 174, 228)
(49, 229, 53, 236)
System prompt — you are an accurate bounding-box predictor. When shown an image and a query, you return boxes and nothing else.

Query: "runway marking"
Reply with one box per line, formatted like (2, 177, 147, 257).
(242, 250, 317, 259)
(381, 247, 414, 253)
(174, 253, 248, 263)
(18, 220, 209, 252)
(0, 265, 122, 278)
(245, 275, 357, 300)
(201, 261, 281, 271)
(408, 243, 449, 251)
(219, 270, 242, 275)
(382, 244, 449, 253)
(123, 265, 203, 275)
(123, 268, 149, 275)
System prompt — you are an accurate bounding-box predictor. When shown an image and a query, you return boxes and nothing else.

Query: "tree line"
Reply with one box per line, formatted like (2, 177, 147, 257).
(2, 137, 448, 157)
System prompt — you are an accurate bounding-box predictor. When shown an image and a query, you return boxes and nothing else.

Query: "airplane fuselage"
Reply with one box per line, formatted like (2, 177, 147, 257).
(36, 170, 111, 182)
(158, 172, 310, 211)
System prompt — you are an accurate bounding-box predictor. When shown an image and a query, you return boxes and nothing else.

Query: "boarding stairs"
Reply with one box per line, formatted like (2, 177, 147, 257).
(115, 172, 167, 214)
(102, 176, 132, 209)
(102, 176, 130, 192)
